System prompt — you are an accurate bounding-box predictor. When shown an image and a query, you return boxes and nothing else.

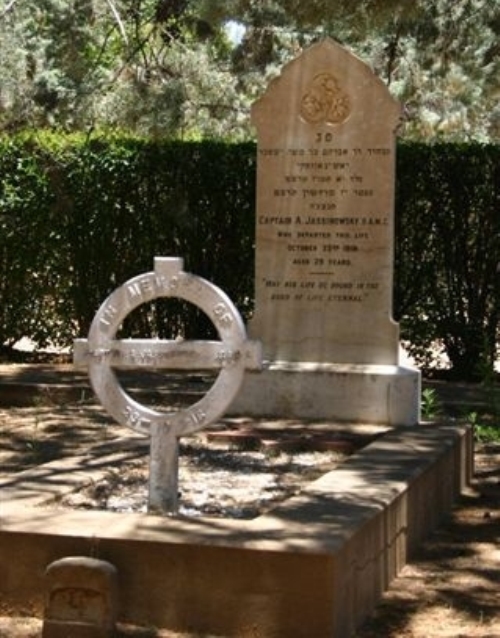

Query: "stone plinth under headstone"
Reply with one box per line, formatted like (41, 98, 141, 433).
(42, 557, 118, 638)
(230, 39, 420, 425)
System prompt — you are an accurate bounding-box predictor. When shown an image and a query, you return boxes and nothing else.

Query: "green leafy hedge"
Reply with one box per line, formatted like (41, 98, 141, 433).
(395, 142, 500, 379)
(0, 134, 498, 380)
(0, 135, 256, 349)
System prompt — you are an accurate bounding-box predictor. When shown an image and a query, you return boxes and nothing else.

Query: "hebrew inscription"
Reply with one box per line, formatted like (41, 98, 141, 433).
(249, 39, 401, 365)
(256, 143, 390, 306)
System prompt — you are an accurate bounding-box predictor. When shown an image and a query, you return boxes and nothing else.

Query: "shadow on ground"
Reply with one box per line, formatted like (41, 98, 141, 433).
(355, 443, 500, 637)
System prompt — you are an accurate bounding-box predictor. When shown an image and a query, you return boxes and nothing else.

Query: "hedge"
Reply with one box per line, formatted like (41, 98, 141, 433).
(0, 134, 498, 380)
(395, 142, 500, 379)
(0, 136, 256, 348)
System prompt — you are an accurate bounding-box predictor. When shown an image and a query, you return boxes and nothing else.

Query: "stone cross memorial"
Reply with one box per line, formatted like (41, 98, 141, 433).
(231, 39, 421, 425)
(74, 257, 261, 514)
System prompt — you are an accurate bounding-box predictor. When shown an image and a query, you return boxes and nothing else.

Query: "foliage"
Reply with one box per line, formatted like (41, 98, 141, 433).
(0, 1, 498, 141)
(0, 0, 245, 138)
(0, 133, 255, 347)
(467, 412, 500, 444)
(462, 367, 500, 441)
(0, 136, 68, 347)
(421, 388, 443, 420)
(0, 134, 498, 381)
(324, 0, 500, 141)
(395, 142, 500, 379)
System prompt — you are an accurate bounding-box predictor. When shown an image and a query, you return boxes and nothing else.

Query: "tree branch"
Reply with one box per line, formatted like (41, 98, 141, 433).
(105, 0, 129, 44)
(1, 0, 20, 20)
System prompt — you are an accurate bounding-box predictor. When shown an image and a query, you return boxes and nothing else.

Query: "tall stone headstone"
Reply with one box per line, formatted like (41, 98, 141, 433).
(231, 39, 421, 425)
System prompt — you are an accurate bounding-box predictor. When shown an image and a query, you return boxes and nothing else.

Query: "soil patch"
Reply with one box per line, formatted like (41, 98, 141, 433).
(53, 434, 355, 519)
(0, 401, 378, 519)
(354, 442, 500, 638)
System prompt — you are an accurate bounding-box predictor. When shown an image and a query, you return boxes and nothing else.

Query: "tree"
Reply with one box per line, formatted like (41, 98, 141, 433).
(0, 0, 241, 137)
(0, 0, 498, 139)
(0, 0, 104, 130)
(210, 0, 500, 141)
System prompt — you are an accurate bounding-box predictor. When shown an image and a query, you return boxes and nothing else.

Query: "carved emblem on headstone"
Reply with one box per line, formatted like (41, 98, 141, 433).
(300, 72, 351, 125)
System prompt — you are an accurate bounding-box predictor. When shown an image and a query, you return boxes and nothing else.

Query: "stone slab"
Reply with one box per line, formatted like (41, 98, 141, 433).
(0, 423, 472, 637)
(231, 362, 421, 426)
(249, 39, 402, 366)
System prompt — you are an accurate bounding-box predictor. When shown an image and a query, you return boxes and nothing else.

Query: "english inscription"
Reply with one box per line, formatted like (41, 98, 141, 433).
(75, 257, 262, 436)
(256, 142, 391, 306)
(249, 38, 401, 364)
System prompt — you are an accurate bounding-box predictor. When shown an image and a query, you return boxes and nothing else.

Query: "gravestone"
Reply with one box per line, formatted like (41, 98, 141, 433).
(231, 39, 420, 425)
(42, 557, 117, 638)
(74, 257, 261, 513)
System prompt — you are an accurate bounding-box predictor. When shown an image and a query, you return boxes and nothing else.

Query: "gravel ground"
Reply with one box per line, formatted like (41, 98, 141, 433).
(57, 439, 346, 519)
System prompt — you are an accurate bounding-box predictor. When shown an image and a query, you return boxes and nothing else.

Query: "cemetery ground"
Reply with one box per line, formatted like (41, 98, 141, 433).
(0, 362, 499, 637)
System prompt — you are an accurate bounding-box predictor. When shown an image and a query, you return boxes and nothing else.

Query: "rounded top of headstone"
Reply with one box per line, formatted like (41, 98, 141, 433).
(45, 557, 118, 581)
(251, 38, 401, 141)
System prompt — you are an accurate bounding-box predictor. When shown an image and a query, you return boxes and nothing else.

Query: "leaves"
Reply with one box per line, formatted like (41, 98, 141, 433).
(395, 142, 500, 379)
(0, 134, 256, 346)
(0, 0, 498, 140)
(0, 134, 498, 380)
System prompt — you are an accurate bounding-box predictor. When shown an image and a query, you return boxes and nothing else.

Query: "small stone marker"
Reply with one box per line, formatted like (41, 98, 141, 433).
(42, 557, 117, 638)
(231, 39, 421, 425)
(74, 257, 261, 513)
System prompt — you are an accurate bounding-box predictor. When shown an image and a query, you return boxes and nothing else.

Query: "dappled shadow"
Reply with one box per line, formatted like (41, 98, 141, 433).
(425, 378, 500, 418)
(0, 383, 379, 521)
(355, 456, 500, 637)
(0, 363, 215, 411)
(1, 365, 498, 637)
(0, 363, 87, 385)
(0, 402, 123, 476)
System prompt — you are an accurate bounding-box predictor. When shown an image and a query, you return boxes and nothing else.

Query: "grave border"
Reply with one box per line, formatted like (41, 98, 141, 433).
(0, 422, 472, 637)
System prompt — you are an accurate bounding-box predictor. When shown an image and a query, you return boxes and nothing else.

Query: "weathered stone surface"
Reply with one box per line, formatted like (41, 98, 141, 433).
(232, 361, 421, 425)
(74, 257, 261, 513)
(42, 557, 117, 638)
(232, 39, 421, 424)
(2, 424, 472, 637)
(74, 257, 261, 437)
(249, 38, 401, 365)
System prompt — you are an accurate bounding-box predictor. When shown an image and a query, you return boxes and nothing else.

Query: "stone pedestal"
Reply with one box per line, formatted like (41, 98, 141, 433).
(230, 362, 421, 426)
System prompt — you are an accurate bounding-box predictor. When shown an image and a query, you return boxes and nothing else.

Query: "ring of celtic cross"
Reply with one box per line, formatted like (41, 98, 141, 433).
(74, 257, 261, 436)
